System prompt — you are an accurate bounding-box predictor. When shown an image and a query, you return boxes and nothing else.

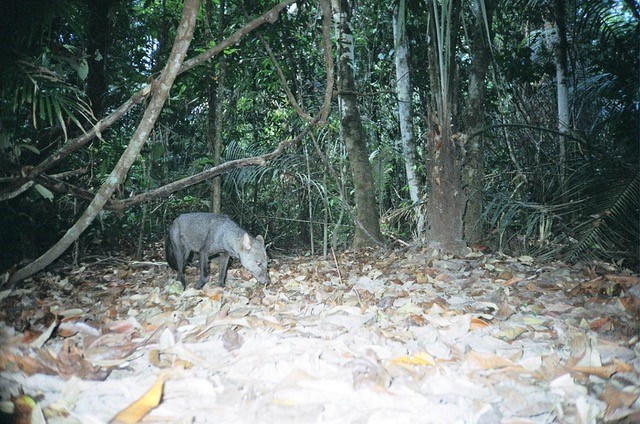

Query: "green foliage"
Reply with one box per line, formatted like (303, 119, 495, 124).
(0, 0, 637, 272)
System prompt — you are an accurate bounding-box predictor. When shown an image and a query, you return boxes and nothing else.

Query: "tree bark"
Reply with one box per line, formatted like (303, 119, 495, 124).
(462, 0, 493, 245)
(207, 0, 226, 214)
(393, 0, 424, 237)
(554, 0, 570, 190)
(85, 0, 118, 118)
(331, 0, 383, 248)
(8, 0, 202, 284)
(425, 0, 466, 253)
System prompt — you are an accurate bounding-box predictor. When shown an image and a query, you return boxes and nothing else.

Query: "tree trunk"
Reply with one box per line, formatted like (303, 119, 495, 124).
(6, 0, 297, 197)
(554, 0, 570, 191)
(425, 0, 466, 253)
(331, 0, 383, 248)
(207, 0, 226, 214)
(8, 0, 201, 284)
(85, 0, 118, 118)
(462, 0, 493, 245)
(393, 0, 424, 237)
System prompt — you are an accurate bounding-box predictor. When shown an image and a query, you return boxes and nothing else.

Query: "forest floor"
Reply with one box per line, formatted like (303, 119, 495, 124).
(0, 246, 639, 424)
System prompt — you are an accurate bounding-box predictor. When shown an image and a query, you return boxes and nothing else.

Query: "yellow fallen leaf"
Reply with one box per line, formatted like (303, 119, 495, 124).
(522, 316, 545, 326)
(110, 373, 168, 424)
(391, 352, 436, 366)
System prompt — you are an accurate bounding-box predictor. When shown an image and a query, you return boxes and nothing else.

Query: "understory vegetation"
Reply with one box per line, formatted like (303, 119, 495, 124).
(0, 0, 637, 275)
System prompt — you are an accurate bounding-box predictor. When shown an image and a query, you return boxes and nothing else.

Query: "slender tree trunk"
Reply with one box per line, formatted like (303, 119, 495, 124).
(425, 0, 466, 253)
(393, 0, 424, 237)
(462, 0, 493, 244)
(554, 0, 570, 191)
(331, 0, 383, 248)
(8, 0, 201, 284)
(208, 0, 226, 214)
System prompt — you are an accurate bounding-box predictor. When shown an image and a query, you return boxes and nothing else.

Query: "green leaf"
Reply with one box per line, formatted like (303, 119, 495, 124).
(21, 144, 40, 154)
(34, 184, 54, 201)
(77, 59, 89, 81)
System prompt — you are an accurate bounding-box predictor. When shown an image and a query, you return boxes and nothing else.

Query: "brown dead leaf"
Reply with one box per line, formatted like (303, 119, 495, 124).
(497, 271, 513, 280)
(0, 350, 57, 375)
(612, 359, 635, 374)
(58, 339, 108, 380)
(571, 364, 617, 379)
(525, 281, 546, 293)
(207, 291, 223, 301)
(601, 383, 640, 420)
(434, 273, 452, 282)
(501, 276, 523, 287)
(532, 354, 567, 381)
(12, 395, 36, 424)
(109, 372, 168, 424)
(18, 330, 41, 345)
(464, 350, 521, 371)
(104, 319, 139, 334)
(470, 317, 490, 330)
(589, 316, 613, 332)
(406, 314, 426, 326)
(581, 276, 606, 291)
(619, 296, 640, 314)
(605, 274, 640, 286)
(148, 349, 165, 368)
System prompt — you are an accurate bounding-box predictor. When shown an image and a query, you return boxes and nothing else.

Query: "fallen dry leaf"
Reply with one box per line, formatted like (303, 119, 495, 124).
(571, 364, 617, 379)
(109, 372, 168, 424)
(0, 250, 638, 423)
(464, 350, 523, 371)
(390, 352, 436, 366)
(601, 383, 640, 420)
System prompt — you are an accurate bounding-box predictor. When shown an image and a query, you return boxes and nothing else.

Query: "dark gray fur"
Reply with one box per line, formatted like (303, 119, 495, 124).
(166, 213, 270, 289)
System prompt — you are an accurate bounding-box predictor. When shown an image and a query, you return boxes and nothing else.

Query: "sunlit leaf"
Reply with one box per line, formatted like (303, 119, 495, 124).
(109, 373, 167, 424)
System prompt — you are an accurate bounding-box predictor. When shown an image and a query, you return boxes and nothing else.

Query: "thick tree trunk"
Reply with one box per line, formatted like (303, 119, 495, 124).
(393, 0, 424, 237)
(8, 0, 201, 284)
(425, 0, 466, 253)
(86, 0, 118, 118)
(331, 0, 383, 248)
(462, 0, 493, 245)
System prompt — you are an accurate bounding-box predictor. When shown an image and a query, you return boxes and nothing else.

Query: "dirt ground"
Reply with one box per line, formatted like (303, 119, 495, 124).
(1, 247, 639, 423)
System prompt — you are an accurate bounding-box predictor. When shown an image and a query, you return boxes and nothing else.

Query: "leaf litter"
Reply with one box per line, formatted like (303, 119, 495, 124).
(0, 247, 639, 423)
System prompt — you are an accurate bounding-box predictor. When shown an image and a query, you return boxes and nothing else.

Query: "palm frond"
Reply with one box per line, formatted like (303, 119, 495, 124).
(564, 172, 639, 266)
(12, 61, 95, 140)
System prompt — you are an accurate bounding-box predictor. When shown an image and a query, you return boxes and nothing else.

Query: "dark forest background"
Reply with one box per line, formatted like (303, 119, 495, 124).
(0, 0, 637, 279)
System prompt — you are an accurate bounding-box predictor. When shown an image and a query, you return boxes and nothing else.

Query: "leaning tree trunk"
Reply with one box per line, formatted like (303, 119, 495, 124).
(8, 0, 201, 284)
(462, 0, 493, 245)
(393, 0, 424, 237)
(331, 0, 383, 248)
(425, 0, 467, 253)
